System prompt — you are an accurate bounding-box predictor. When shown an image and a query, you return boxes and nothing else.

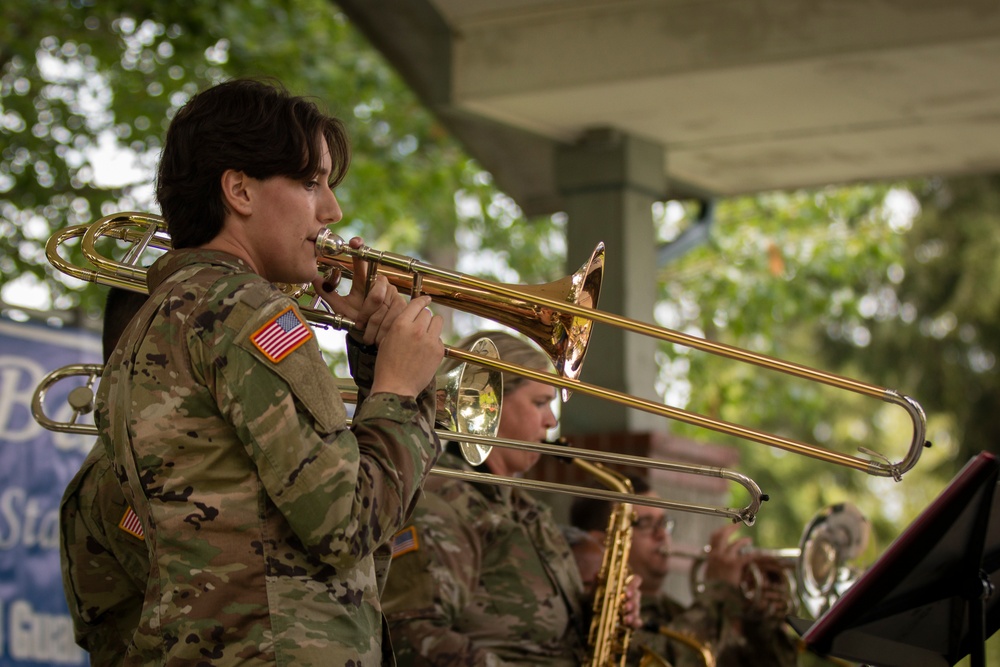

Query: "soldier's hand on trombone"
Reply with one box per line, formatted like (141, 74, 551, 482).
(313, 236, 412, 346)
(314, 236, 389, 340)
(370, 295, 444, 396)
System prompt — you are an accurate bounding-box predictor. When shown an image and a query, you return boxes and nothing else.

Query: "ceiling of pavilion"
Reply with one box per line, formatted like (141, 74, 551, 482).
(334, 0, 1000, 215)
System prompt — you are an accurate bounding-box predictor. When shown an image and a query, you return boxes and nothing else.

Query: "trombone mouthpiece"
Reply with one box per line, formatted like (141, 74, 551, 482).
(315, 228, 348, 258)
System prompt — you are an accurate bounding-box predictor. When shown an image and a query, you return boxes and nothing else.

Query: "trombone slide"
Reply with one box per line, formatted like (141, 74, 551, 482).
(45, 212, 928, 480)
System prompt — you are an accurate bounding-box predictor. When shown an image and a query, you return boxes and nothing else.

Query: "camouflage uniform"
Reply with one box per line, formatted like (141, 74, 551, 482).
(60, 440, 149, 665)
(95, 249, 441, 666)
(629, 583, 798, 667)
(381, 449, 588, 666)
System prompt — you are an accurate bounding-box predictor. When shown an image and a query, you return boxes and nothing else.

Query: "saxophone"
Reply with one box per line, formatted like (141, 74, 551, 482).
(573, 457, 636, 667)
(571, 457, 713, 667)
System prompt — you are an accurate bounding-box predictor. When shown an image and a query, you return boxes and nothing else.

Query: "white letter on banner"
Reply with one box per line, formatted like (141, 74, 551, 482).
(0, 487, 24, 549)
(0, 488, 60, 550)
(0, 357, 44, 442)
(9, 600, 85, 663)
(0, 354, 94, 453)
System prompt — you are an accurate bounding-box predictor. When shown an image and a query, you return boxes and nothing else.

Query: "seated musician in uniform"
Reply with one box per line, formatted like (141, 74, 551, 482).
(381, 329, 641, 666)
(63, 78, 446, 666)
(569, 477, 799, 667)
(60, 287, 149, 664)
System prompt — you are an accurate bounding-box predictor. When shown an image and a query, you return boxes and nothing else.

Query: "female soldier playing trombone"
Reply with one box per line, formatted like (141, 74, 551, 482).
(92, 77, 445, 666)
(381, 330, 641, 666)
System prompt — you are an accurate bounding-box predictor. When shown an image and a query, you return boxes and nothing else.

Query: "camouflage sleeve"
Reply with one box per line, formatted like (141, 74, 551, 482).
(382, 488, 511, 667)
(715, 617, 798, 667)
(346, 334, 377, 402)
(687, 580, 746, 627)
(666, 582, 797, 667)
(59, 442, 148, 660)
(217, 297, 440, 567)
(661, 581, 744, 653)
(712, 589, 799, 667)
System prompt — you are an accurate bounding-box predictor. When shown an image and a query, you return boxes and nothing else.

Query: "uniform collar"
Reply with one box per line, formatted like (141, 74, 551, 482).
(147, 248, 255, 291)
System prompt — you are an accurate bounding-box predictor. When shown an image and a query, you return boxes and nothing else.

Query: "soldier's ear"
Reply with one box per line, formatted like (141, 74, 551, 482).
(221, 169, 252, 216)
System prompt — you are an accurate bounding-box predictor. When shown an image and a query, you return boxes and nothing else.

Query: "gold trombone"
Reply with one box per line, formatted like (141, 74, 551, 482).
(47, 212, 927, 481)
(312, 227, 927, 480)
(32, 363, 766, 524)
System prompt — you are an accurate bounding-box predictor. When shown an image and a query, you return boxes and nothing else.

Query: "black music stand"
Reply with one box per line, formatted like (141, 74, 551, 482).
(788, 451, 1000, 667)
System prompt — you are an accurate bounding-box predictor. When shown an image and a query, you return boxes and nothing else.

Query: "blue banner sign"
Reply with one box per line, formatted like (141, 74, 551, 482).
(1, 318, 100, 666)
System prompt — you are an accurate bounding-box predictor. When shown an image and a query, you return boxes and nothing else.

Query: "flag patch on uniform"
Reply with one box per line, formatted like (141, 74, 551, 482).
(391, 526, 419, 558)
(119, 506, 145, 540)
(251, 306, 313, 363)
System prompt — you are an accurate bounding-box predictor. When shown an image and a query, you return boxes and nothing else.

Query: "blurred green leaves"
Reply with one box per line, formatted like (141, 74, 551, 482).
(1, 0, 563, 322)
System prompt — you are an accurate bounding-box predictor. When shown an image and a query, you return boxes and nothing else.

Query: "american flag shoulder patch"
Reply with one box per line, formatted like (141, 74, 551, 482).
(119, 506, 145, 540)
(250, 305, 313, 363)
(391, 526, 419, 559)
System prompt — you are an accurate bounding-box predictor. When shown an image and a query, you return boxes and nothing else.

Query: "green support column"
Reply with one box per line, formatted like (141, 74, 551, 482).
(555, 128, 665, 435)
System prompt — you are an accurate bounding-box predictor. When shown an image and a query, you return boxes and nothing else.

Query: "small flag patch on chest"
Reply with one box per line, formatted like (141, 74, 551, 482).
(251, 306, 313, 363)
(391, 526, 419, 558)
(119, 506, 145, 540)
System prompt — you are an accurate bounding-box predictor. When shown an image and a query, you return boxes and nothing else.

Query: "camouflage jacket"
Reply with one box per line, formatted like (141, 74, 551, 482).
(381, 450, 588, 667)
(95, 249, 441, 667)
(60, 439, 149, 666)
(630, 583, 798, 667)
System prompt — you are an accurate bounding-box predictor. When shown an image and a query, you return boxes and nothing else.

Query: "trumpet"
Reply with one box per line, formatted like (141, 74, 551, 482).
(33, 363, 766, 524)
(46, 212, 928, 480)
(685, 502, 872, 618)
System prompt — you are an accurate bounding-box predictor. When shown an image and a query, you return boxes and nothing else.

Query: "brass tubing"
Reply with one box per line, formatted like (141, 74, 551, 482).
(33, 366, 762, 524)
(445, 348, 892, 477)
(315, 230, 928, 480)
(443, 431, 762, 525)
(46, 213, 928, 482)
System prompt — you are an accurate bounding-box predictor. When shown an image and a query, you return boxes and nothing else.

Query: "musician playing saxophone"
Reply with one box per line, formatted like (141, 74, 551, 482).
(381, 330, 642, 666)
(569, 480, 798, 667)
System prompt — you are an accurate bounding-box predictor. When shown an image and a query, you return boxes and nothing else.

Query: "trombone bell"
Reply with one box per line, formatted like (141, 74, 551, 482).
(435, 337, 503, 465)
(315, 228, 604, 399)
(314, 227, 927, 480)
(31, 363, 103, 436)
(46, 212, 927, 480)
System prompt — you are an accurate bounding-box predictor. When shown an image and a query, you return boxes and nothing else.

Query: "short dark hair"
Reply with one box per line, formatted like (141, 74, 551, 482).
(569, 474, 650, 532)
(102, 287, 149, 363)
(156, 78, 351, 248)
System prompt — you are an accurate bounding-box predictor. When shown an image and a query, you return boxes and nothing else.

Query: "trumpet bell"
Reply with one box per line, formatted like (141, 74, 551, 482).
(798, 502, 872, 618)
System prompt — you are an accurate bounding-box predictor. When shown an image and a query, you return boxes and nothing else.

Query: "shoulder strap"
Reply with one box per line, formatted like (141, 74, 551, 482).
(106, 266, 202, 534)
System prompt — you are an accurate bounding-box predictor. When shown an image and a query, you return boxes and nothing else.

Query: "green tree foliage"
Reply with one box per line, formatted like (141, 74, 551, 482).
(6, 4, 999, 659)
(836, 175, 1000, 467)
(1, 0, 565, 325)
(655, 186, 966, 553)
